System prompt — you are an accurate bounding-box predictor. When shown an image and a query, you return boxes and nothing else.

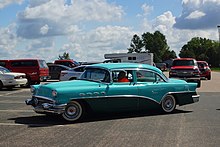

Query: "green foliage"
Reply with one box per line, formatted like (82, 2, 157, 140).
(179, 37, 220, 67)
(127, 34, 144, 53)
(58, 52, 70, 60)
(128, 31, 177, 62)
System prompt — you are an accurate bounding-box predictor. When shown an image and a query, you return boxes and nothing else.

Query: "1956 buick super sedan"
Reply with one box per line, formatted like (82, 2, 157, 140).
(26, 63, 199, 122)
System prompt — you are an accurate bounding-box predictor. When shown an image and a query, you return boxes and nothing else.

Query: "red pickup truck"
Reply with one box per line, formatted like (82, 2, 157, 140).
(169, 58, 201, 87)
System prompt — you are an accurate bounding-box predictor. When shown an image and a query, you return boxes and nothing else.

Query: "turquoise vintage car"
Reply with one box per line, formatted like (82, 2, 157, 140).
(26, 63, 199, 122)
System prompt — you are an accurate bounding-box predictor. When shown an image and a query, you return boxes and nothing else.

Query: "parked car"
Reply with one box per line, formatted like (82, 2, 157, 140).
(197, 61, 211, 80)
(169, 58, 201, 87)
(155, 63, 167, 71)
(26, 63, 199, 122)
(54, 59, 80, 68)
(59, 65, 86, 81)
(47, 64, 71, 80)
(0, 66, 27, 89)
(0, 59, 49, 85)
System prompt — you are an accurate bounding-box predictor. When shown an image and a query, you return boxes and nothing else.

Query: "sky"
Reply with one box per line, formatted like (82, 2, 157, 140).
(0, 0, 220, 63)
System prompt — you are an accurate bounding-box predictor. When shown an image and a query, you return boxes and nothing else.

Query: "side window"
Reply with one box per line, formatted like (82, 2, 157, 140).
(11, 61, 38, 67)
(112, 70, 133, 82)
(136, 70, 165, 82)
(155, 74, 165, 82)
(0, 62, 6, 67)
(136, 70, 156, 82)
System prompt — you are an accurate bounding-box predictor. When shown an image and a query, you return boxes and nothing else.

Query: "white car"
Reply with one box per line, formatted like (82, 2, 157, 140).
(0, 66, 27, 89)
(59, 65, 86, 81)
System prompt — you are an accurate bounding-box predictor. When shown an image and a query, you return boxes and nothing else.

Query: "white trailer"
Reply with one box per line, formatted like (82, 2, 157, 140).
(104, 53, 154, 65)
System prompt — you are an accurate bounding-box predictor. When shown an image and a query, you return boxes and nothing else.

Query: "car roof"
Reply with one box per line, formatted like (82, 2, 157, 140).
(87, 63, 162, 73)
(197, 61, 207, 63)
(48, 63, 71, 69)
(174, 58, 195, 60)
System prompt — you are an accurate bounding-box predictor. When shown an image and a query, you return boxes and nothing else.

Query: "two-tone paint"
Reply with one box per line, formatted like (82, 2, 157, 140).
(26, 63, 199, 121)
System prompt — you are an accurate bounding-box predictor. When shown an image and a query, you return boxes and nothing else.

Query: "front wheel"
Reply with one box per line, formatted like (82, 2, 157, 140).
(62, 101, 84, 122)
(161, 95, 176, 113)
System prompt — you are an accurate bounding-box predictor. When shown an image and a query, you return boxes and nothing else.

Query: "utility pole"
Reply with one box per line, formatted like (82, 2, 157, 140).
(218, 25, 220, 42)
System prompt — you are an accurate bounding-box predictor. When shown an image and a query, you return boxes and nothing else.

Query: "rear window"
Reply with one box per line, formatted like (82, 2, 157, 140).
(172, 60, 195, 66)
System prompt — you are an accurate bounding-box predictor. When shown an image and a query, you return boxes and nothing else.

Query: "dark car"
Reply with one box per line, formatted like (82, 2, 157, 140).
(155, 63, 167, 71)
(197, 61, 211, 80)
(48, 64, 71, 80)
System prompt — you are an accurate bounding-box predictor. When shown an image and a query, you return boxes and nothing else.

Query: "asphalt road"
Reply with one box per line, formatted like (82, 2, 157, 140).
(0, 72, 219, 147)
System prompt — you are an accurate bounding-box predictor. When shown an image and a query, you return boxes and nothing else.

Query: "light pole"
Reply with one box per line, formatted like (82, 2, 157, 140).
(218, 25, 220, 42)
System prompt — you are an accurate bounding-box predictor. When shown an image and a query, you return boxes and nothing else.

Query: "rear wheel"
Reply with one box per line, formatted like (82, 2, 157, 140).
(62, 101, 84, 122)
(207, 75, 211, 80)
(161, 95, 176, 113)
(0, 81, 3, 90)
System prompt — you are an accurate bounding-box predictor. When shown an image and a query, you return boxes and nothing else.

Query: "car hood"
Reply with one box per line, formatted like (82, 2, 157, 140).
(34, 80, 105, 102)
(44, 80, 101, 89)
(171, 66, 196, 70)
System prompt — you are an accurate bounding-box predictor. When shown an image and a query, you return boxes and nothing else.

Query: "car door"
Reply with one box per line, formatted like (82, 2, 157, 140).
(134, 70, 171, 110)
(105, 70, 139, 111)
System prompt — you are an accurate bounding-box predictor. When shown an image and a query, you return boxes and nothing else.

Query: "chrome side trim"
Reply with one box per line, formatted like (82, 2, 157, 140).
(70, 95, 160, 104)
(159, 91, 197, 104)
(33, 95, 56, 103)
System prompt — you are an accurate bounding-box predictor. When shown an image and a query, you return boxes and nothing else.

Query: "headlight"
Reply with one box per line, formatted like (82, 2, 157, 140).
(30, 86, 36, 94)
(52, 90, 58, 97)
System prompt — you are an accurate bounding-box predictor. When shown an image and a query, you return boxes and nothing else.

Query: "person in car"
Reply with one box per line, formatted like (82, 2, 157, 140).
(118, 71, 129, 82)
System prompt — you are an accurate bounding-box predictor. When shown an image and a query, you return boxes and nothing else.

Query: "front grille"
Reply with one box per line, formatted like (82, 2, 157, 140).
(176, 70, 194, 77)
(32, 96, 55, 106)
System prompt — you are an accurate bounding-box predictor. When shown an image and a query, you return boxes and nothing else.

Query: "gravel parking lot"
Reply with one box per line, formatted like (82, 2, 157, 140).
(0, 72, 219, 147)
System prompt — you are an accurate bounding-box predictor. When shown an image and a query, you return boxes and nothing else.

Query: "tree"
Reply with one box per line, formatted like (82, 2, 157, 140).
(179, 37, 220, 66)
(141, 31, 176, 62)
(127, 34, 144, 53)
(58, 52, 70, 60)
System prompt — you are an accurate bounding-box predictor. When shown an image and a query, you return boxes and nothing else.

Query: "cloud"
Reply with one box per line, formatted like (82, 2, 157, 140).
(16, 0, 124, 39)
(61, 25, 135, 62)
(174, 0, 220, 29)
(186, 10, 206, 19)
(0, 24, 18, 58)
(141, 4, 153, 16)
(141, 10, 219, 56)
(40, 24, 49, 35)
(137, 3, 153, 17)
(0, 0, 23, 9)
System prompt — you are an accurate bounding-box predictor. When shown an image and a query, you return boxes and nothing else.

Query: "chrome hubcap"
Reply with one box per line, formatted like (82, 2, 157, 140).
(67, 106, 77, 116)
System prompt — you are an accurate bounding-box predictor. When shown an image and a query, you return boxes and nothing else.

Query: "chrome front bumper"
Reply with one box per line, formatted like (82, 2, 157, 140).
(25, 97, 66, 114)
(192, 95, 200, 103)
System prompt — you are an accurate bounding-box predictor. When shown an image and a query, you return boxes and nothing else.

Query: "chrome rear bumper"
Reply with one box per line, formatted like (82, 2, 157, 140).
(192, 95, 200, 103)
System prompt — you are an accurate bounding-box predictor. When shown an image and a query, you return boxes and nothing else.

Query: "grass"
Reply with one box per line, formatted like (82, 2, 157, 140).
(211, 67, 220, 71)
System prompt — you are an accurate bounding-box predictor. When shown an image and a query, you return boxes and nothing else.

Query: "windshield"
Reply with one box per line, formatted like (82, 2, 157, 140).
(0, 67, 10, 73)
(172, 60, 195, 66)
(79, 68, 110, 83)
